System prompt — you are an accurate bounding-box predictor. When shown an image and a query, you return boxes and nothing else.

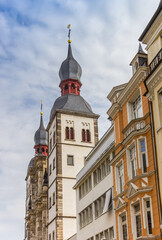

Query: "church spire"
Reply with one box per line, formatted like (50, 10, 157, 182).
(34, 101, 48, 156)
(59, 25, 82, 96)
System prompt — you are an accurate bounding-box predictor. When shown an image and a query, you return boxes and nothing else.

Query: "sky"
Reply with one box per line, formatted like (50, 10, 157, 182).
(0, 0, 160, 239)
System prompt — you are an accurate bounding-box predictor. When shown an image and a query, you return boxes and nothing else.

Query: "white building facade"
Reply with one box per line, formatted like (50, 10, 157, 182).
(74, 125, 116, 240)
(47, 42, 99, 240)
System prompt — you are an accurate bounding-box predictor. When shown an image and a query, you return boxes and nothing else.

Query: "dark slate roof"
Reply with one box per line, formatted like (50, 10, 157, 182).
(139, 0, 162, 41)
(34, 115, 48, 146)
(50, 94, 96, 120)
(59, 43, 82, 82)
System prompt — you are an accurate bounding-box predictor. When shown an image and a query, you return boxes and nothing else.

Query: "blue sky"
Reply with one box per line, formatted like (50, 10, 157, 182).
(0, 0, 160, 239)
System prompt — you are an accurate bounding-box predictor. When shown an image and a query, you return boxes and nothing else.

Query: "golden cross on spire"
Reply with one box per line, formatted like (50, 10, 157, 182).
(67, 24, 71, 43)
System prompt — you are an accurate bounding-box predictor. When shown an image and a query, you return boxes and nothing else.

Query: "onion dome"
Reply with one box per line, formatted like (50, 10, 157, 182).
(34, 113, 48, 146)
(59, 43, 82, 82)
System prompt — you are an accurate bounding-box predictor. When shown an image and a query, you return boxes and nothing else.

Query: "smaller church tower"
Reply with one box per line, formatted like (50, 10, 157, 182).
(25, 104, 48, 240)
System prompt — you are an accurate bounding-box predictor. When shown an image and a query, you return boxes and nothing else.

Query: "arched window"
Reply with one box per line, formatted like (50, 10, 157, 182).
(71, 83, 75, 89)
(66, 127, 69, 139)
(65, 84, 68, 90)
(70, 127, 74, 140)
(86, 130, 91, 142)
(82, 129, 85, 142)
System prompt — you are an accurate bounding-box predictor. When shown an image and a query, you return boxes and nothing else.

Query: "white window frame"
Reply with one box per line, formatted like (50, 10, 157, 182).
(130, 199, 142, 239)
(137, 136, 148, 172)
(118, 210, 128, 240)
(127, 88, 143, 123)
(115, 160, 124, 194)
(126, 141, 137, 180)
(142, 195, 154, 235)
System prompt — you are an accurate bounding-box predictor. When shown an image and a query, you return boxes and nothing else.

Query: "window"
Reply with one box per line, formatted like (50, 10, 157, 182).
(79, 176, 92, 200)
(129, 146, 137, 178)
(49, 234, 51, 240)
(109, 227, 114, 240)
(121, 214, 128, 240)
(52, 231, 55, 240)
(53, 158, 55, 170)
(49, 164, 52, 175)
(127, 90, 143, 122)
(53, 132, 55, 145)
(82, 129, 86, 141)
(49, 197, 52, 209)
(53, 192, 55, 205)
(93, 170, 97, 186)
(139, 139, 147, 173)
(70, 127, 74, 140)
(133, 95, 142, 119)
(79, 204, 93, 228)
(65, 127, 69, 139)
(65, 84, 68, 90)
(144, 199, 153, 235)
(82, 129, 91, 142)
(117, 162, 124, 193)
(134, 203, 142, 238)
(71, 83, 75, 89)
(106, 157, 111, 175)
(50, 138, 52, 152)
(67, 155, 74, 166)
(86, 129, 91, 142)
(94, 190, 112, 218)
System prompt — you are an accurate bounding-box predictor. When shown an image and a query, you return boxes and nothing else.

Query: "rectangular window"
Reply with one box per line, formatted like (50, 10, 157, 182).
(50, 138, 52, 152)
(109, 227, 114, 240)
(97, 166, 102, 182)
(117, 163, 124, 193)
(129, 146, 137, 178)
(53, 192, 55, 205)
(102, 161, 106, 178)
(121, 215, 127, 240)
(52, 231, 55, 240)
(134, 203, 142, 238)
(106, 157, 111, 175)
(133, 95, 142, 119)
(53, 158, 55, 170)
(53, 132, 55, 145)
(145, 200, 152, 235)
(140, 140, 147, 173)
(49, 164, 52, 175)
(49, 234, 51, 240)
(49, 197, 51, 209)
(67, 155, 74, 165)
(93, 170, 97, 186)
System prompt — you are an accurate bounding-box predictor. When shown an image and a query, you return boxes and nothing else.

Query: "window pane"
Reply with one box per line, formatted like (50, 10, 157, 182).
(67, 156, 73, 165)
(142, 153, 147, 173)
(136, 215, 142, 237)
(147, 211, 152, 234)
(140, 140, 145, 152)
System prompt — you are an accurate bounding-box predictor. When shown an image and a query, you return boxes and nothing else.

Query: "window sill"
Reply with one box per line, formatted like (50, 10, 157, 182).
(65, 139, 76, 141)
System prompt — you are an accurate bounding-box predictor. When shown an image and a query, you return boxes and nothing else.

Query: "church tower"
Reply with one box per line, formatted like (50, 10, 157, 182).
(25, 105, 48, 240)
(47, 31, 99, 240)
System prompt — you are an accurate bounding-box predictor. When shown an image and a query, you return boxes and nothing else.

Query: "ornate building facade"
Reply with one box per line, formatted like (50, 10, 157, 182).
(25, 110, 48, 240)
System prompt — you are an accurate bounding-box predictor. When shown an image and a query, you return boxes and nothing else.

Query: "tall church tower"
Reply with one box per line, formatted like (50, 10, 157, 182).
(47, 34, 99, 240)
(25, 106, 48, 240)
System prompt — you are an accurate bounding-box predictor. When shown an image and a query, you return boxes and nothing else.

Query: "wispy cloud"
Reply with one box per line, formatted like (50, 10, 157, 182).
(0, 0, 159, 239)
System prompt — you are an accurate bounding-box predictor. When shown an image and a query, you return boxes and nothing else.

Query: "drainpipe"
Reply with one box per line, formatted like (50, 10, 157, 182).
(149, 101, 162, 235)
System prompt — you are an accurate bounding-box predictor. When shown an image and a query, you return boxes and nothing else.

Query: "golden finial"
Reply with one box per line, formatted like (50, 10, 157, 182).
(67, 24, 71, 43)
(40, 100, 43, 115)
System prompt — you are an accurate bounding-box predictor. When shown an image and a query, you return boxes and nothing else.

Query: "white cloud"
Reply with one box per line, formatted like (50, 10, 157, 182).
(0, 0, 159, 239)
